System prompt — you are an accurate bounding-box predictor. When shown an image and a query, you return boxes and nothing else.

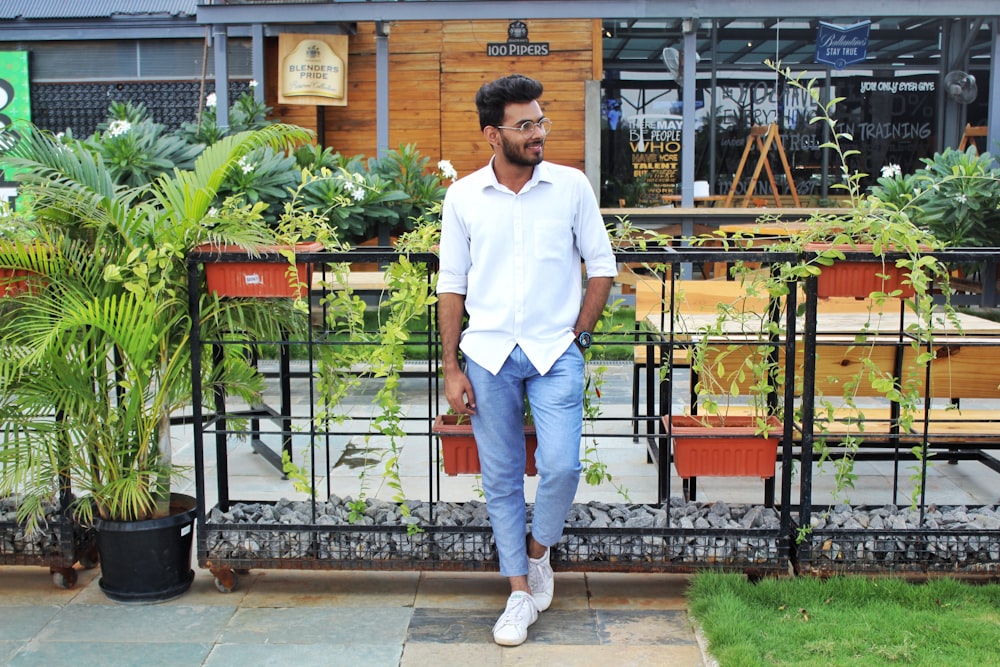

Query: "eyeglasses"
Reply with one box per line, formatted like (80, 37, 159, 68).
(495, 118, 552, 136)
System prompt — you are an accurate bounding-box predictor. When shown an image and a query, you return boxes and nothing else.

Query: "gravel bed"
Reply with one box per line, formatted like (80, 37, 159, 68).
(203, 496, 786, 568)
(202, 498, 1000, 573)
(802, 504, 1000, 573)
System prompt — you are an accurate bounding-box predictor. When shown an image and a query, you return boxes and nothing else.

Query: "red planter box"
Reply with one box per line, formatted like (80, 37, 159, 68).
(1, 243, 49, 297)
(666, 414, 780, 478)
(432, 414, 537, 476)
(196, 241, 324, 298)
(0, 268, 38, 297)
(805, 243, 914, 299)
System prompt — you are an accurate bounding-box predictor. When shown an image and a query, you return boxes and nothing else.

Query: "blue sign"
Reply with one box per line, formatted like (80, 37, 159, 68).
(815, 21, 871, 70)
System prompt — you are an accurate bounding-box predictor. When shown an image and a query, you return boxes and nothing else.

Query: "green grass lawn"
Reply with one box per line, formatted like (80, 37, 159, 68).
(688, 572, 1000, 667)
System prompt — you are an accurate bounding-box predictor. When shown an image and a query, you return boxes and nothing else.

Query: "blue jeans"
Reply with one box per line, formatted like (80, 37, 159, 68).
(466, 344, 584, 577)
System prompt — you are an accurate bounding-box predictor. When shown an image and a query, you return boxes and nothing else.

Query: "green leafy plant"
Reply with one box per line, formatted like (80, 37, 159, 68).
(754, 61, 956, 506)
(281, 449, 314, 496)
(580, 299, 631, 500)
(84, 102, 202, 188)
(307, 214, 441, 532)
(0, 121, 320, 525)
(366, 144, 449, 231)
(884, 147, 1000, 248)
(177, 87, 273, 146)
(215, 146, 300, 225)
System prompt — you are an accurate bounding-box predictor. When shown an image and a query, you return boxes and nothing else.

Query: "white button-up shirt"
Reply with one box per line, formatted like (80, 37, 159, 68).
(437, 159, 617, 375)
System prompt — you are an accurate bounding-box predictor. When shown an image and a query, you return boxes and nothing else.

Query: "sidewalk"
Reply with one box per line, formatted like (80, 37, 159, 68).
(3, 357, 998, 665)
(0, 364, 715, 666)
(0, 565, 708, 666)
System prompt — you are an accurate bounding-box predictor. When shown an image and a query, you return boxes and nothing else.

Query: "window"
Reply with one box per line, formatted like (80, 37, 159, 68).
(29, 39, 252, 83)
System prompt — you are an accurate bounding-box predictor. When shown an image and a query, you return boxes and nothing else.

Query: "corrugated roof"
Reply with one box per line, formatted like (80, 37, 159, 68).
(0, 1, 197, 20)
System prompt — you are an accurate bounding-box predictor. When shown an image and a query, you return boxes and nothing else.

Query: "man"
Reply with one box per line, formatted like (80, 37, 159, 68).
(436, 74, 617, 646)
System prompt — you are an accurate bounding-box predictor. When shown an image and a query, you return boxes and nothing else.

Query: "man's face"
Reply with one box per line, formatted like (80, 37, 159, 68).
(496, 100, 545, 167)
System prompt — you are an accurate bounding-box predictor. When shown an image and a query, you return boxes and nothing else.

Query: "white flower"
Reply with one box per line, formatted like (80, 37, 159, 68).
(955, 193, 968, 204)
(437, 159, 457, 182)
(248, 80, 258, 88)
(880, 163, 902, 179)
(106, 120, 132, 138)
(237, 156, 254, 174)
(207, 207, 219, 218)
(349, 184, 366, 201)
(206, 92, 217, 108)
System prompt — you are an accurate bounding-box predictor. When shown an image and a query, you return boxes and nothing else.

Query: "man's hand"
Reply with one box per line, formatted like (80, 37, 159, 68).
(444, 366, 476, 415)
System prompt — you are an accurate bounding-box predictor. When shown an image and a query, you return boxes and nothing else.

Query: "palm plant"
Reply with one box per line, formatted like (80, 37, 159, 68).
(0, 121, 317, 525)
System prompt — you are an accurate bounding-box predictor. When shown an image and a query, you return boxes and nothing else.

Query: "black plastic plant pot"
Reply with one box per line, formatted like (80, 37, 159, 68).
(93, 493, 197, 604)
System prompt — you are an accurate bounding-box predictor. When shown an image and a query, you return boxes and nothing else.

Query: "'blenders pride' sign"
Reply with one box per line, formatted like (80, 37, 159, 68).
(815, 21, 871, 70)
(487, 21, 549, 57)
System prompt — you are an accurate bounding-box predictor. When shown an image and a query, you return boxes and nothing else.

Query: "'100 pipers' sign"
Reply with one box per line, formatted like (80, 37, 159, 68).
(487, 21, 549, 57)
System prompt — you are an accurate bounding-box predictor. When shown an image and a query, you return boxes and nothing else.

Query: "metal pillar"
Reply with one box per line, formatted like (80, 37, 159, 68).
(989, 18, 1000, 158)
(251, 24, 265, 103)
(376, 21, 390, 157)
(212, 25, 230, 130)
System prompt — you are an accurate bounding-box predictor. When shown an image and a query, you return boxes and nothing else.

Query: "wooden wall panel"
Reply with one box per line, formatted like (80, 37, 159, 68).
(267, 19, 598, 181)
(440, 19, 596, 177)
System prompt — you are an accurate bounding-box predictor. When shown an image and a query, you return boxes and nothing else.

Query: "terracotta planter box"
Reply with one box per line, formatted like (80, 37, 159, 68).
(805, 243, 914, 299)
(196, 241, 324, 298)
(432, 414, 537, 476)
(0, 243, 50, 297)
(0, 268, 39, 297)
(666, 414, 781, 478)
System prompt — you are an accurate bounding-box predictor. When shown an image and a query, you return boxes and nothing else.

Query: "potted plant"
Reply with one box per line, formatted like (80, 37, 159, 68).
(195, 194, 335, 299)
(0, 120, 318, 602)
(433, 397, 538, 476)
(0, 207, 47, 297)
(662, 267, 786, 482)
(743, 63, 956, 505)
(870, 147, 1000, 296)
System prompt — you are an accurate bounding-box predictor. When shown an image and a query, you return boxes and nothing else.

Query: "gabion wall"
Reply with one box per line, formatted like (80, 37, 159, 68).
(30, 81, 252, 137)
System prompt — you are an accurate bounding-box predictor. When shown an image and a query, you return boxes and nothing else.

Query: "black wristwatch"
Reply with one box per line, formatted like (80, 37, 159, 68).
(576, 331, 592, 349)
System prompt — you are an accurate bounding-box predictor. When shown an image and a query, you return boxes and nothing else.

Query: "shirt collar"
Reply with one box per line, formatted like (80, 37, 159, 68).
(480, 157, 552, 193)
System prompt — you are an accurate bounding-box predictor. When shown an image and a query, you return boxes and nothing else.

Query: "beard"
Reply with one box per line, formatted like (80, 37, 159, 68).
(499, 132, 544, 167)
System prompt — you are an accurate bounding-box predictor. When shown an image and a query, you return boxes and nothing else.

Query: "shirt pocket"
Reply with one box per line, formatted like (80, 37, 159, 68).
(531, 217, 573, 263)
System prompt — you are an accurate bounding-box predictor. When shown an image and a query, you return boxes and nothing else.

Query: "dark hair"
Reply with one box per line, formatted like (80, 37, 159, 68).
(475, 74, 544, 130)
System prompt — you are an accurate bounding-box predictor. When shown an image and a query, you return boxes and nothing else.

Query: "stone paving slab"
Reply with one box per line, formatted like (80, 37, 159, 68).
(0, 566, 708, 666)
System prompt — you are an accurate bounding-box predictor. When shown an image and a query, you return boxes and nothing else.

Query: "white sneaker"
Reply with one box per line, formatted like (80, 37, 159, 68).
(527, 547, 554, 612)
(492, 591, 539, 646)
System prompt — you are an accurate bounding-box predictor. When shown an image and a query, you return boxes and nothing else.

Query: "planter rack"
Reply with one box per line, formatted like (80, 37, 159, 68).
(0, 508, 96, 588)
(199, 515, 789, 587)
(796, 528, 1000, 577)
(187, 247, 1000, 586)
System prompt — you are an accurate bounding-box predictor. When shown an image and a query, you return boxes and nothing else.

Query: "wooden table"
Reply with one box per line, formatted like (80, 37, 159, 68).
(647, 309, 1000, 339)
(311, 270, 387, 292)
(661, 195, 728, 207)
(717, 220, 814, 237)
(603, 208, 844, 279)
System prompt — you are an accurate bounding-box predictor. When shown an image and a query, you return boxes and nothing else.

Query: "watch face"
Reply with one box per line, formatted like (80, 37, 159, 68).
(578, 331, 592, 348)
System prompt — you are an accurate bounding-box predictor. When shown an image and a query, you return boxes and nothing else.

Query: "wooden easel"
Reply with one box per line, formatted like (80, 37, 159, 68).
(957, 124, 987, 153)
(725, 124, 800, 208)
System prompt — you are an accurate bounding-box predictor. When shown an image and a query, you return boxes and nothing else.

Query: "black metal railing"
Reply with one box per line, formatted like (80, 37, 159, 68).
(184, 245, 1000, 579)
